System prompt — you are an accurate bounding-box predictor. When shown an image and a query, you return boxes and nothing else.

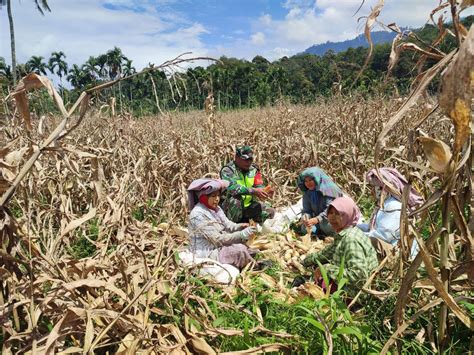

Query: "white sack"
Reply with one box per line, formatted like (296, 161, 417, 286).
(178, 251, 239, 284)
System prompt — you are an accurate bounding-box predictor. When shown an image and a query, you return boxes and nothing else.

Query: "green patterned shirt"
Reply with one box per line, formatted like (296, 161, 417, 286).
(303, 226, 378, 291)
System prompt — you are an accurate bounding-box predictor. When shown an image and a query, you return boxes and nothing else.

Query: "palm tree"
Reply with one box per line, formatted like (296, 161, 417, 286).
(48, 51, 68, 86)
(121, 59, 136, 107)
(82, 56, 99, 80)
(122, 59, 136, 77)
(95, 54, 108, 79)
(26, 55, 48, 75)
(105, 47, 126, 80)
(33, 0, 51, 15)
(66, 64, 85, 90)
(15, 63, 29, 78)
(0, 57, 9, 76)
(6, 0, 17, 85)
(6, 0, 51, 86)
(0, 57, 13, 88)
(49, 51, 68, 99)
(104, 47, 127, 113)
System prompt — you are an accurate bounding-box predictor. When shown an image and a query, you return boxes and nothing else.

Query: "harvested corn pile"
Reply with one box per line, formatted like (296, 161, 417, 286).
(247, 232, 330, 272)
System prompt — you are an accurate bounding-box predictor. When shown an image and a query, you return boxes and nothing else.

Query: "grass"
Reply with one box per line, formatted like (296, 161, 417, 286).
(178, 273, 382, 353)
(68, 218, 100, 258)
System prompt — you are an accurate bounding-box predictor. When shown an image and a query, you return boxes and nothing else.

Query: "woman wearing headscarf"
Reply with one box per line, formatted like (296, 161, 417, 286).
(303, 196, 378, 294)
(357, 168, 423, 260)
(296, 167, 343, 237)
(187, 178, 257, 269)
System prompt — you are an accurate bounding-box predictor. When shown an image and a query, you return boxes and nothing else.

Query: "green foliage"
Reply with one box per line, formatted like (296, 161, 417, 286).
(163, 262, 385, 353)
(162, 257, 474, 353)
(2, 16, 472, 116)
(68, 218, 100, 258)
(131, 199, 164, 224)
(362, 274, 473, 353)
(357, 193, 376, 221)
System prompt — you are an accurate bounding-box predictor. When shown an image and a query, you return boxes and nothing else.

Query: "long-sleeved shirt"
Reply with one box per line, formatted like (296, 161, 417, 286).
(302, 190, 335, 225)
(220, 161, 264, 222)
(304, 226, 378, 292)
(188, 203, 245, 259)
(358, 195, 401, 243)
(357, 195, 418, 257)
(220, 161, 263, 196)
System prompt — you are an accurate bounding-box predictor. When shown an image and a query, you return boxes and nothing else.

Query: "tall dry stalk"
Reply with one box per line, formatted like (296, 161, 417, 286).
(363, 1, 473, 351)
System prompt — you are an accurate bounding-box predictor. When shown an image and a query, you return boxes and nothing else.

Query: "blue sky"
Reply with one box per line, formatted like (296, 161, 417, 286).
(1, 0, 472, 73)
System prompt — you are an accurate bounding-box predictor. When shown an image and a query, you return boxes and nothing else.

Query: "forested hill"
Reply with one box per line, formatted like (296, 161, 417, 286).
(303, 31, 397, 56)
(0, 16, 472, 116)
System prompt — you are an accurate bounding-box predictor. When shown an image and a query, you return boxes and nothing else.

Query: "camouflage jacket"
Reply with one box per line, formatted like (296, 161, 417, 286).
(219, 161, 264, 222)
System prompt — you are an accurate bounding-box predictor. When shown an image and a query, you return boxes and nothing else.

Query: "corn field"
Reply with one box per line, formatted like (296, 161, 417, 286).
(1, 2, 473, 354)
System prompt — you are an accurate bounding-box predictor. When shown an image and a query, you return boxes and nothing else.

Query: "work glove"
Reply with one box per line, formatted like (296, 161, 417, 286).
(240, 226, 257, 240)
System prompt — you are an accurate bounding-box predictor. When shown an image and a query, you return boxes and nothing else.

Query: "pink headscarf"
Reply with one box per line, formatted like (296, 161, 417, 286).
(329, 197, 361, 230)
(187, 178, 229, 210)
(366, 168, 423, 208)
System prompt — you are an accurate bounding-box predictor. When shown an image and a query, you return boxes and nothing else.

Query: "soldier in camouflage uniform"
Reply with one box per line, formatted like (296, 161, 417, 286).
(220, 146, 275, 223)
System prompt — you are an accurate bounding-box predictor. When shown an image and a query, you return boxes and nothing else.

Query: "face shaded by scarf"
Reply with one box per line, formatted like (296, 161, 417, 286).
(328, 196, 361, 230)
(198, 194, 218, 211)
(297, 167, 343, 198)
(366, 168, 423, 208)
(187, 178, 229, 210)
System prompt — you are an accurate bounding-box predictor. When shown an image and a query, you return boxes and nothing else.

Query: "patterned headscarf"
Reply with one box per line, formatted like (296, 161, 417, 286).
(297, 167, 343, 198)
(366, 168, 423, 208)
(329, 196, 361, 230)
(187, 178, 229, 210)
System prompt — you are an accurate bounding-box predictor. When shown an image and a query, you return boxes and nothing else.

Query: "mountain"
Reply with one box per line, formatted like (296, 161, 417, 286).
(303, 31, 397, 56)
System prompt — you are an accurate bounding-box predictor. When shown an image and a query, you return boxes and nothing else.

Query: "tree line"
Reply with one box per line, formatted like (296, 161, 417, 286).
(1, 16, 471, 116)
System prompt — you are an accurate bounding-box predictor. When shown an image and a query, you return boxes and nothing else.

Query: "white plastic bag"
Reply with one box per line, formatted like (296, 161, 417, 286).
(261, 213, 291, 234)
(261, 199, 303, 234)
(281, 198, 303, 221)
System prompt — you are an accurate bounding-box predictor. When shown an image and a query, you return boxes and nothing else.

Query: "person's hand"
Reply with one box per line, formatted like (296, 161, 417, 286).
(264, 185, 275, 197)
(303, 217, 319, 228)
(241, 226, 257, 240)
(252, 188, 270, 200)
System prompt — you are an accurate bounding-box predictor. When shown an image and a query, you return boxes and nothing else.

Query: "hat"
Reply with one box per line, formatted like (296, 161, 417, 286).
(236, 145, 253, 160)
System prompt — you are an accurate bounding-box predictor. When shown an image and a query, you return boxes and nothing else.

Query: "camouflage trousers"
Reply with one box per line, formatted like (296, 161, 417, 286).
(222, 197, 275, 223)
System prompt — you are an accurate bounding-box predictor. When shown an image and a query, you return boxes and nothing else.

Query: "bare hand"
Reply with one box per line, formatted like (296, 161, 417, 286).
(264, 186, 275, 197)
(313, 268, 322, 280)
(239, 223, 250, 229)
(253, 188, 269, 200)
(304, 217, 319, 228)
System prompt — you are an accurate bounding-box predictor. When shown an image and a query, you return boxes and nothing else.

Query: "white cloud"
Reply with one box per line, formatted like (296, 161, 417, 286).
(230, 0, 474, 61)
(0, 0, 209, 72)
(1, 0, 472, 71)
(283, 0, 315, 10)
(250, 32, 266, 45)
(316, 0, 361, 11)
(272, 47, 292, 57)
(260, 14, 272, 26)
